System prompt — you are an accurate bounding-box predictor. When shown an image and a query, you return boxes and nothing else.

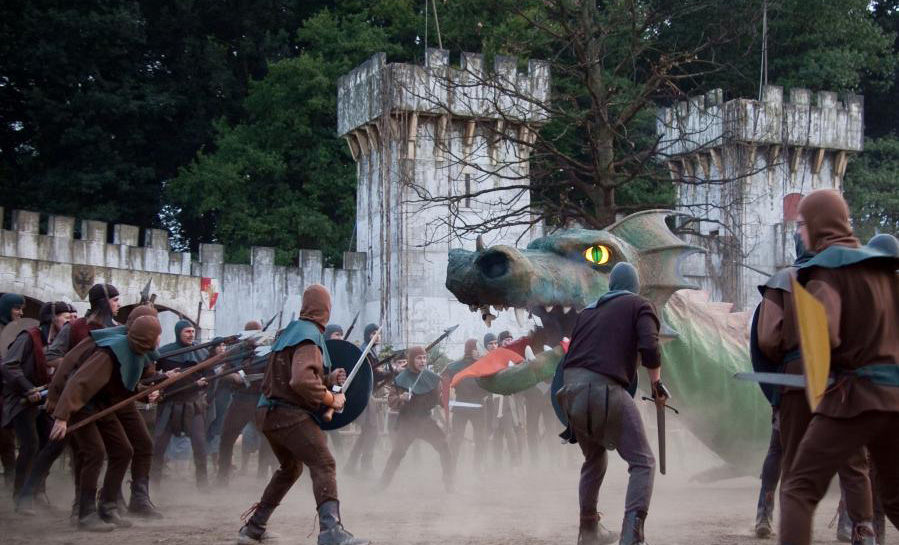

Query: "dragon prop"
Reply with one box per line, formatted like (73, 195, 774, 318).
(445, 210, 771, 468)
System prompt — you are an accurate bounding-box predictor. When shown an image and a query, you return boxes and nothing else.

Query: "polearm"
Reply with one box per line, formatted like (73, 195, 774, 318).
(141, 346, 257, 386)
(156, 311, 278, 361)
(161, 351, 270, 399)
(67, 339, 259, 433)
(376, 324, 459, 367)
(343, 285, 368, 340)
(322, 327, 381, 422)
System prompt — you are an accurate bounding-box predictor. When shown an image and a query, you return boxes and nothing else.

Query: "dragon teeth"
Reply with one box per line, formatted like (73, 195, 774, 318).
(545, 305, 554, 312)
(524, 346, 536, 360)
(469, 304, 478, 312)
(543, 345, 553, 353)
(483, 314, 494, 327)
(532, 314, 543, 328)
(562, 306, 572, 314)
(514, 307, 527, 327)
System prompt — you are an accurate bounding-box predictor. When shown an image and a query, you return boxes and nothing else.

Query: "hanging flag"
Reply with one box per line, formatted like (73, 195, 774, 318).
(200, 277, 219, 310)
(791, 278, 831, 411)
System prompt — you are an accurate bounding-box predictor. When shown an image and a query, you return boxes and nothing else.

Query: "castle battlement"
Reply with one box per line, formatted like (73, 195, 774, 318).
(0, 207, 366, 342)
(657, 85, 864, 158)
(337, 49, 550, 138)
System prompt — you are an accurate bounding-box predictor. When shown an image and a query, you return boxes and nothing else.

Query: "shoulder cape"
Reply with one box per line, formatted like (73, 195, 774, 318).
(395, 368, 441, 394)
(271, 319, 331, 370)
(92, 332, 159, 391)
(758, 267, 795, 295)
(797, 245, 899, 274)
(90, 325, 127, 343)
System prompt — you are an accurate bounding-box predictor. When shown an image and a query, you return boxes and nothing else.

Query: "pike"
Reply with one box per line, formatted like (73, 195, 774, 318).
(139, 279, 153, 305)
(156, 312, 277, 362)
(67, 341, 258, 433)
(343, 285, 368, 340)
(323, 327, 381, 422)
(160, 350, 270, 399)
(376, 324, 459, 367)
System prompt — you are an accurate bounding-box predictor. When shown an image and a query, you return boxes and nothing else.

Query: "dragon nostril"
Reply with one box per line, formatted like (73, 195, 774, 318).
(478, 251, 509, 279)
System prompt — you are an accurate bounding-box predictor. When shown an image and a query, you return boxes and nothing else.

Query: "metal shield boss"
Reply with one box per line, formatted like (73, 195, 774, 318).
(318, 339, 373, 431)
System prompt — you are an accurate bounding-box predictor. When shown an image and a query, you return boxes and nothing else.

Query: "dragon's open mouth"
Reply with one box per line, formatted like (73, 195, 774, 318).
(463, 301, 580, 356)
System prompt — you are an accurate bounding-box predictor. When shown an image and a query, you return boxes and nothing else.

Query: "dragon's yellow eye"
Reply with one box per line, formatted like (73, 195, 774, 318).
(583, 245, 612, 265)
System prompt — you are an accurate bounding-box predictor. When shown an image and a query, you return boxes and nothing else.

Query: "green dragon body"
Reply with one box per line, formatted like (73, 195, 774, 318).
(445, 210, 770, 468)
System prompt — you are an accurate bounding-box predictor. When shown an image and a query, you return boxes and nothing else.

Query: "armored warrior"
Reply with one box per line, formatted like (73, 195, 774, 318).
(19, 304, 165, 520)
(556, 262, 667, 545)
(0, 292, 25, 487)
(754, 232, 872, 541)
(444, 338, 490, 473)
(378, 345, 454, 492)
(779, 190, 899, 545)
(1, 301, 73, 507)
(216, 320, 273, 486)
(345, 324, 385, 475)
(46, 283, 120, 365)
(152, 320, 211, 489)
(239, 284, 367, 545)
(48, 315, 162, 531)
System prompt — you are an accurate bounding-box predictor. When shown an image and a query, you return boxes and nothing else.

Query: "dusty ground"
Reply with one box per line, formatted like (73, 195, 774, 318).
(1, 431, 892, 545)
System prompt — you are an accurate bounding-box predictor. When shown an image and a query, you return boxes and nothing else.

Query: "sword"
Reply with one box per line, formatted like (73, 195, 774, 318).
(733, 372, 834, 388)
(449, 401, 482, 409)
(643, 382, 674, 475)
(322, 327, 381, 422)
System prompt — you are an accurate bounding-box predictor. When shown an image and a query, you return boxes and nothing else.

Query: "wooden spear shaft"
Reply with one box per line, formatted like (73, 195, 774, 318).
(67, 344, 245, 433)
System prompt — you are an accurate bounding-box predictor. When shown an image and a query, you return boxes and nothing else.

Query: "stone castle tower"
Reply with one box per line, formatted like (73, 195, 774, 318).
(657, 85, 864, 310)
(337, 49, 550, 350)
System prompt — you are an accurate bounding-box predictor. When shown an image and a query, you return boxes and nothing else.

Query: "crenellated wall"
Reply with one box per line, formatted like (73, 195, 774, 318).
(657, 85, 865, 310)
(0, 207, 366, 344)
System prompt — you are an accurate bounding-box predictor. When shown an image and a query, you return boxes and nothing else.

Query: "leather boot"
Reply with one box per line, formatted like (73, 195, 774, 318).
(619, 511, 646, 545)
(78, 490, 116, 533)
(578, 512, 619, 545)
(754, 505, 773, 538)
(851, 522, 877, 545)
(70, 497, 80, 527)
(14, 494, 37, 516)
(237, 502, 278, 544)
(129, 478, 164, 519)
(836, 501, 853, 543)
(317, 500, 369, 545)
(99, 501, 134, 528)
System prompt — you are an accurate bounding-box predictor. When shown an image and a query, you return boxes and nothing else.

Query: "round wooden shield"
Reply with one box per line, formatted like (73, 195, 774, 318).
(319, 339, 373, 430)
(0, 318, 40, 358)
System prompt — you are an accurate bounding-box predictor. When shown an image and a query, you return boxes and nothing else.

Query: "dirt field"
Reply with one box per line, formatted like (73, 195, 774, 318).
(1, 431, 892, 545)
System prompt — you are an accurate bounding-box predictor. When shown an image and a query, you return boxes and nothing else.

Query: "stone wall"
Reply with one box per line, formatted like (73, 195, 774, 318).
(0, 207, 366, 344)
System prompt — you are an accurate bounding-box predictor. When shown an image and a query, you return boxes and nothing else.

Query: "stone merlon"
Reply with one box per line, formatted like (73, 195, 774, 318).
(657, 85, 864, 157)
(337, 49, 551, 137)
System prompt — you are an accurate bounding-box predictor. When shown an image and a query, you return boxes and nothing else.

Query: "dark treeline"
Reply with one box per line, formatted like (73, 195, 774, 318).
(1, 0, 896, 264)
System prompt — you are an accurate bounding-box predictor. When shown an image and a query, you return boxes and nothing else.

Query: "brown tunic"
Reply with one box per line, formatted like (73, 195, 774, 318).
(52, 349, 153, 422)
(45, 337, 98, 414)
(804, 261, 899, 418)
(262, 342, 332, 413)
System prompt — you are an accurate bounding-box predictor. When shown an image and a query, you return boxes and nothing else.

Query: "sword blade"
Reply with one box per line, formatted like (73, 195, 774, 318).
(733, 372, 833, 389)
(339, 327, 380, 393)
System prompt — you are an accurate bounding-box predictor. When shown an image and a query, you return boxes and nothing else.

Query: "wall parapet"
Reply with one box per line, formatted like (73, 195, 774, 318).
(657, 85, 864, 157)
(337, 49, 551, 137)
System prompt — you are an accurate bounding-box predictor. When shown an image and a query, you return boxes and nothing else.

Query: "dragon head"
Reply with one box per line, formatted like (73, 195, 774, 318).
(445, 210, 704, 391)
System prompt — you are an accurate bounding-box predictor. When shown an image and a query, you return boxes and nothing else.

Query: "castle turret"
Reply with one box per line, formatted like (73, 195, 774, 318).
(657, 85, 864, 309)
(337, 49, 550, 349)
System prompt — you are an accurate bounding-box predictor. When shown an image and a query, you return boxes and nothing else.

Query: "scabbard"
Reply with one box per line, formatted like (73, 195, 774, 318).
(656, 401, 666, 475)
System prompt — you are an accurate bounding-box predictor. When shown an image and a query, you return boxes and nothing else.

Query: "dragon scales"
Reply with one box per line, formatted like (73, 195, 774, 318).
(445, 210, 771, 469)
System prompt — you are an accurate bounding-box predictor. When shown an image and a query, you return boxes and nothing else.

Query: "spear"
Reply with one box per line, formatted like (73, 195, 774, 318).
(67, 341, 265, 433)
(343, 285, 368, 340)
(161, 350, 271, 399)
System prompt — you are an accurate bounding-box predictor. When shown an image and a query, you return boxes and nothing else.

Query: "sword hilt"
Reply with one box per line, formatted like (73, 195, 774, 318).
(640, 396, 680, 414)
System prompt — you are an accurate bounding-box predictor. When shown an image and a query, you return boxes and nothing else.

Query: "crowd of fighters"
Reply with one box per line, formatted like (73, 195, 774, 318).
(1, 188, 898, 545)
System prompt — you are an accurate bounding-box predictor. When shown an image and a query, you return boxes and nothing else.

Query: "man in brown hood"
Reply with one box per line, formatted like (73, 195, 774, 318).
(15, 304, 165, 520)
(49, 315, 162, 532)
(779, 190, 899, 545)
(239, 284, 368, 545)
